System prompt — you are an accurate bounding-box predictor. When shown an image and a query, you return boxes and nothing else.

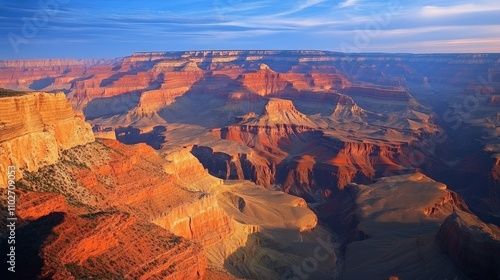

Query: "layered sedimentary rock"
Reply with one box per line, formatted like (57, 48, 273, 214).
(6, 135, 337, 279)
(7, 191, 206, 280)
(153, 195, 234, 246)
(2, 51, 500, 278)
(437, 211, 500, 279)
(0, 59, 118, 91)
(0, 51, 475, 205)
(159, 146, 338, 279)
(2, 139, 213, 279)
(0, 92, 94, 186)
(202, 97, 422, 200)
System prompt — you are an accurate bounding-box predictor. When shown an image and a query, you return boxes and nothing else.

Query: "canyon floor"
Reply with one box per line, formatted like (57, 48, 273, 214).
(1, 51, 500, 279)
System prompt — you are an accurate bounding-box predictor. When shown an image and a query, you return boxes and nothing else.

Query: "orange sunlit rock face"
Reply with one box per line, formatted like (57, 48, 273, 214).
(15, 191, 207, 280)
(0, 92, 94, 186)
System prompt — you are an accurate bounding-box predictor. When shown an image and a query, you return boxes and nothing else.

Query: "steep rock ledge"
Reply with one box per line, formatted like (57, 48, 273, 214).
(0, 92, 94, 186)
(3, 190, 207, 280)
(152, 195, 235, 246)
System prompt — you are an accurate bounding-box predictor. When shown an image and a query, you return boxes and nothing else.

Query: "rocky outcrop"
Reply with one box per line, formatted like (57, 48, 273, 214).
(332, 173, 471, 280)
(0, 92, 94, 187)
(3, 140, 334, 280)
(191, 145, 275, 188)
(244, 98, 318, 127)
(240, 65, 290, 96)
(207, 123, 412, 200)
(152, 195, 234, 246)
(5, 190, 207, 280)
(16, 191, 68, 221)
(437, 211, 500, 280)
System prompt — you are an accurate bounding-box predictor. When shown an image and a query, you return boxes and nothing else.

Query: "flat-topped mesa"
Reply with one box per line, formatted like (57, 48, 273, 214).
(0, 91, 95, 186)
(348, 173, 470, 235)
(125, 51, 500, 67)
(0, 58, 118, 68)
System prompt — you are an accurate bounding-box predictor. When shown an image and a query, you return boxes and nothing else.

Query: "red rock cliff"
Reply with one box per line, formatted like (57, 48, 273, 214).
(0, 92, 95, 187)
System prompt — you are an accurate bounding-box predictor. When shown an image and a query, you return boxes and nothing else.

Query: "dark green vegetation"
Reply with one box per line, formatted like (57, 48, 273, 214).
(0, 88, 28, 97)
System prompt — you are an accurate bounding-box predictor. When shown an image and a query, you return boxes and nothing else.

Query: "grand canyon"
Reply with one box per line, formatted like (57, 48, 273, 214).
(1, 50, 499, 279)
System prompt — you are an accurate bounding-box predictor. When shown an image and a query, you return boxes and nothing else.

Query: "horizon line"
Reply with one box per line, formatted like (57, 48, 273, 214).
(2, 49, 500, 60)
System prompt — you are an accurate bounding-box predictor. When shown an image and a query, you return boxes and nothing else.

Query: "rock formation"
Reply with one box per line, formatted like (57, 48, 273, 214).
(2, 51, 500, 279)
(437, 211, 500, 279)
(0, 91, 94, 186)
(6, 191, 207, 280)
(0, 94, 339, 279)
(329, 173, 472, 280)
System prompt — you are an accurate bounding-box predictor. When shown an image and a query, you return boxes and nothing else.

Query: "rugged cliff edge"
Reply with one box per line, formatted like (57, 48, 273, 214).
(437, 211, 500, 280)
(0, 191, 206, 280)
(0, 91, 95, 187)
(323, 173, 472, 280)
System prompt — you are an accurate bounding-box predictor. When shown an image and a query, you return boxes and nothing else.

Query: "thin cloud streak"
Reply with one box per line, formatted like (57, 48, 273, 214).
(0, 0, 498, 58)
(339, 0, 359, 8)
(421, 3, 500, 17)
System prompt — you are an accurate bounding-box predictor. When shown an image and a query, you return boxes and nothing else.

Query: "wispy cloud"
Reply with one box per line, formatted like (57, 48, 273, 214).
(369, 38, 500, 53)
(420, 3, 500, 17)
(299, 0, 329, 10)
(1, 0, 498, 58)
(274, 0, 330, 16)
(339, 0, 358, 8)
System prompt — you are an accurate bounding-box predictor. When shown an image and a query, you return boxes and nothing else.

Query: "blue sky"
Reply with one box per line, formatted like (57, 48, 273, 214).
(0, 0, 499, 58)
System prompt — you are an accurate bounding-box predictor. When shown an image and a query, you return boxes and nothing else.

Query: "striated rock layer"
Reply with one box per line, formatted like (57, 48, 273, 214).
(0, 92, 94, 187)
(3, 135, 338, 279)
(3, 191, 206, 280)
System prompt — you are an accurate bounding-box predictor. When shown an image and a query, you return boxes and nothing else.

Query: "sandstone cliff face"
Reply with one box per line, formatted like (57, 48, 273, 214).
(153, 195, 234, 246)
(191, 145, 275, 189)
(240, 66, 290, 96)
(0, 92, 94, 187)
(437, 211, 500, 280)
